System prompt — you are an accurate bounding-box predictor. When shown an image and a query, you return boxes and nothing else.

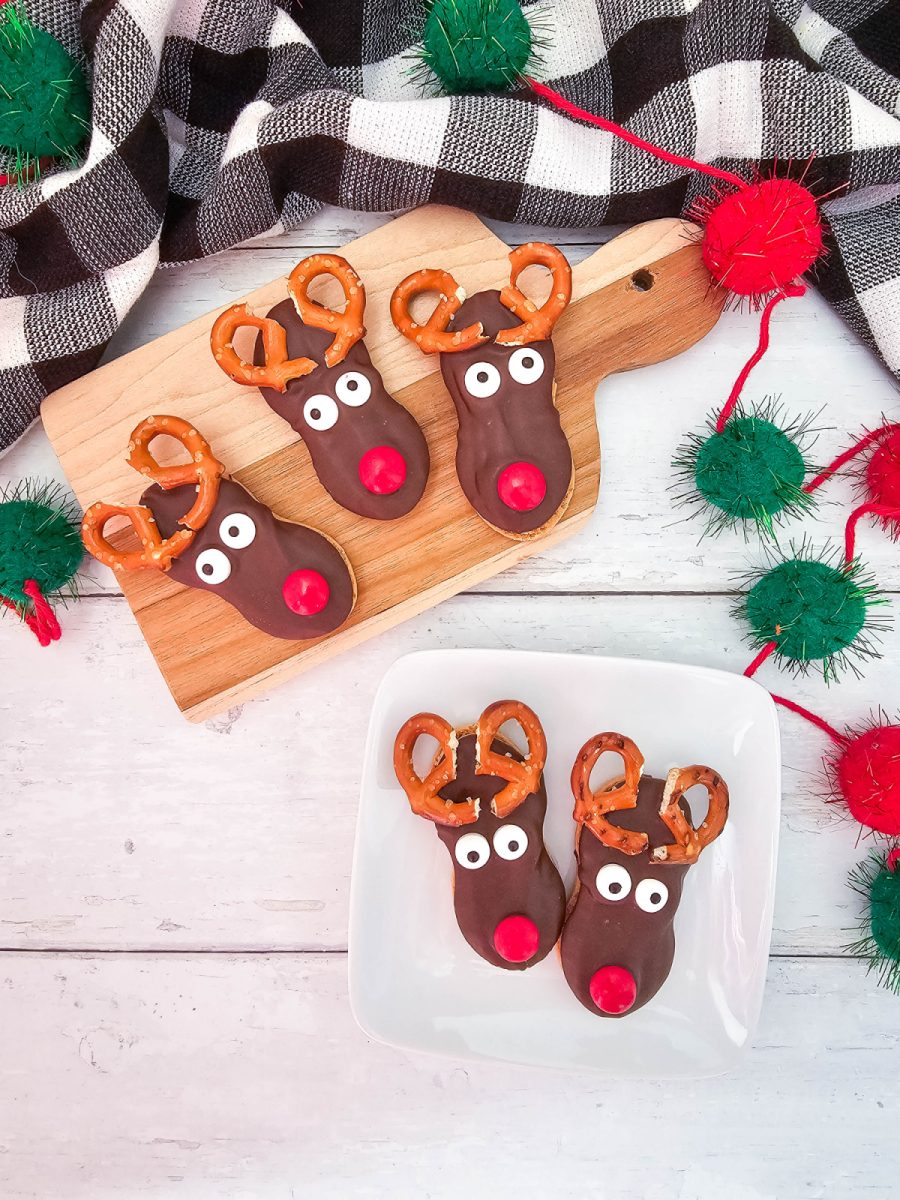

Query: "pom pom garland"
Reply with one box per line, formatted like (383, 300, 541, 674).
(413, 0, 546, 95)
(0, 480, 83, 645)
(672, 399, 816, 536)
(828, 718, 900, 837)
(847, 847, 900, 994)
(0, 2, 90, 185)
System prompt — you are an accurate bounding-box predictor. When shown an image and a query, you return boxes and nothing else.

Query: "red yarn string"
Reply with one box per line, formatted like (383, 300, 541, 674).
(743, 641, 778, 676)
(1, 581, 61, 647)
(769, 693, 850, 747)
(844, 502, 900, 564)
(526, 79, 748, 189)
(715, 283, 805, 432)
(804, 422, 900, 494)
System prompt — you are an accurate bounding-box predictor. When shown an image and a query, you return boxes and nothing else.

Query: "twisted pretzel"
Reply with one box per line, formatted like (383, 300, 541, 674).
(475, 700, 547, 817)
(81, 415, 225, 573)
(653, 765, 730, 864)
(81, 502, 194, 572)
(496, 242, 572, 346)
(571, 733, 649, 856)
(393, 713, 476, 827)
(390, 268, 487, 355)
(210, 303, 317, 392)
(287, 254, 366, 368)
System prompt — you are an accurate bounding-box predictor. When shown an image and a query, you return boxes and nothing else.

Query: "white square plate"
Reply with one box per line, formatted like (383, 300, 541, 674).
(348, 649, 780, 1076)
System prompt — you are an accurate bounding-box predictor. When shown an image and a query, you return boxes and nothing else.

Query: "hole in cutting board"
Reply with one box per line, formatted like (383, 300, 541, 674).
(631, 269, 655, 292)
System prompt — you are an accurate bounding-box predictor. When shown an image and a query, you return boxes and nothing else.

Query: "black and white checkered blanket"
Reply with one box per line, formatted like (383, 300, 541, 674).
(1, 0, 898, 453)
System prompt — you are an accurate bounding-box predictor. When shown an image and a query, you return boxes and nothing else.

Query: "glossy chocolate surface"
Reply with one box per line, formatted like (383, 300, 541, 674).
(142, 477, 355, 640)
(560, 776, 692, 1017)
(256, 300, 429, 520)
(440, 291, 573, 535)
(434, 733, 566, 971)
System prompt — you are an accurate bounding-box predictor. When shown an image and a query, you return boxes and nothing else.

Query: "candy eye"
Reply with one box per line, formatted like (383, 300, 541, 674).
(335, 371, 371, 407)
(493, 824, 528, 861)
(464, 362, 501, 398)
(454, 832, 490, 870)
(508, 347, 545, 384)
(303, 394, 339, 431)
(218, 513, 256, 549)
(194, 548, 231, 586)
(595, 863, 632, 902)
(635, 877, 669, 913)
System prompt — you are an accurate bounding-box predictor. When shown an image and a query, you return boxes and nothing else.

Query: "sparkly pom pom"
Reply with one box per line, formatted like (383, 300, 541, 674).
(847, 847, 900, 994)
(0, 3, 90, 185)
(692, 176, 824, 304)
(827, 717, 900, 837)
(862, 426, 900, 539)
(412, 0, 546, 95)
(738, 542, 889, 681)
(673, 399, 816, 536)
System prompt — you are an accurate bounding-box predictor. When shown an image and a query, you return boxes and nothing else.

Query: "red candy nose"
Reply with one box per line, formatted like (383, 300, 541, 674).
(282, 569, 330, 616)
(493, 914, 540, 963)
(359, 445, 407, 495)
(497, 461, 547, 512)
(589, 965, 637, 1015)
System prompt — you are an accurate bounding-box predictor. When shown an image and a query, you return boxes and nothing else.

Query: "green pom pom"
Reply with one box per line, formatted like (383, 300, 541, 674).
(672, 401, 816, 536)
(417, 0, 538, 94)
(0, 481, 83, 609)
(0, 3, 90, 181)
(739, 544, 889, 680)
(848, 849, 900, 994)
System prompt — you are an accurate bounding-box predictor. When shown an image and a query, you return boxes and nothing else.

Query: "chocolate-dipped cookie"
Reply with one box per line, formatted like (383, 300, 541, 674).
(211, 254, 429, 521)
(81, 415, 356, 641)
(393, 701, 566, 970)
(561, 733, 729, 1018)
(390, 242, 573, 539)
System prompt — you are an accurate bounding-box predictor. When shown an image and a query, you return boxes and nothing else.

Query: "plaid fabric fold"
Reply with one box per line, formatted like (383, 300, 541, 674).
(1, 0, 898, 452)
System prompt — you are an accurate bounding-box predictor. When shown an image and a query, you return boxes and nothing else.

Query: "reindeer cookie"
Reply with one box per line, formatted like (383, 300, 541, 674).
(390, 243, 574, 539)
(81, 416, 356, 640)
(561, 733, 729, 1018)
(393, 701, 566, 970)
(211, 254, 430, 521)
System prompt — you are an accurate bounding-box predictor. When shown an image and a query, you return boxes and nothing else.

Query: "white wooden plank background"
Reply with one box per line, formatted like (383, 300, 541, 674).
(1, 207, 899, 1198)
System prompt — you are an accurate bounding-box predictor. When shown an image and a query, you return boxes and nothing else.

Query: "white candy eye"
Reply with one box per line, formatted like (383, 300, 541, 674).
(218, 513, 256, 549)
(464, 361, 501, 398)
(508, 347, 545, 385)
(635, 877, 669, 913)
(454, 832, 490, 870)
(194, 548, 231, 586)
(493, 824, 528, 861)
(595, 862, 631, 902)
(335, 371, 371, 407)
(303, 394, 339, 431)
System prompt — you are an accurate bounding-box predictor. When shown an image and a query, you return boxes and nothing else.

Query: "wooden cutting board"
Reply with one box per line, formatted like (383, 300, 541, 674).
(42, 206, 723, 720)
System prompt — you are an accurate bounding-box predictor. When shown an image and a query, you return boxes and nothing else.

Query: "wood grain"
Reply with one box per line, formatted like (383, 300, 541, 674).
(42, 208, 722, 719)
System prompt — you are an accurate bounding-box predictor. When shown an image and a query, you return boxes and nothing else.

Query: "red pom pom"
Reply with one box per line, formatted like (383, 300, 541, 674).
(830, 722, 900, 836)
(865, 429, 900, 536)
(699, 177, 823, 300)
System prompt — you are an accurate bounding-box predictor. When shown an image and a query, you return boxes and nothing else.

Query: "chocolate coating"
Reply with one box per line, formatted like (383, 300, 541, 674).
(256, 300, 429, 520)
(434, 733, 566, 971)
(142, 477, 355, 639)
(440, 291, 573, 536)
(560, 777, 692, 1017)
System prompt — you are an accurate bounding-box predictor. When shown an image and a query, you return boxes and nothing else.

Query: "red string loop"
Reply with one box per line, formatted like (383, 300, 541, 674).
(843, 502, 900, 565)
(769, 694, 850, 747)
(0, 581, 61, 647)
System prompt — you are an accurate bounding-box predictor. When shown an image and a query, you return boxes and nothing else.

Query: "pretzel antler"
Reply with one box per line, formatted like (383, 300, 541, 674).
(390, 268, 487, 355)
(210, 303, 317, 392)
(570, 733, 648, 856)
(496, 242, 572, 346)
(393, 713, 477, 827)
(287, 254, 366, 368)
(81, 415, 225, 573)
(476, 700, 547, 818)
(653, 765, 730, 864)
